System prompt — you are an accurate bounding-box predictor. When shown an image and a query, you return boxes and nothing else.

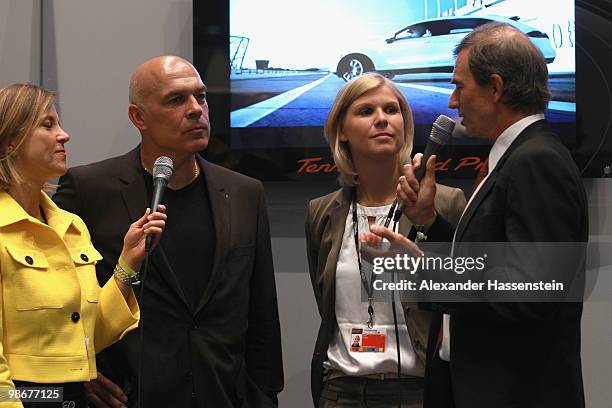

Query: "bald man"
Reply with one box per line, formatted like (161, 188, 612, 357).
(54, 56, 284, 408)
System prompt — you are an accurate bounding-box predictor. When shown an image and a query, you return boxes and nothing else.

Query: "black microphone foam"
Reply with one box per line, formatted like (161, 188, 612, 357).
(145, 156, 173, 252)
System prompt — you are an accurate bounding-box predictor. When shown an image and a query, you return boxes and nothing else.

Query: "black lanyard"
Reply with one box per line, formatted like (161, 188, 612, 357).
(352, 188, 398, 328)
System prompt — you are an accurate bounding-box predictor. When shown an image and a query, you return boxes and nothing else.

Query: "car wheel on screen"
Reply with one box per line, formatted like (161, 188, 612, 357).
(338, 55, 373, 81)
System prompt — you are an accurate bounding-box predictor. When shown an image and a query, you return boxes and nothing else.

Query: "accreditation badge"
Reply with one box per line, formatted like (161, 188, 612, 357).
(349, 327, 386, 352)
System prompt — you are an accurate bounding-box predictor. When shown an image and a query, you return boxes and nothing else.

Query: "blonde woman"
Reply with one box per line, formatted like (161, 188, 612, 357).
(0, 84, 165, 407)
(306, 73, 465, 407)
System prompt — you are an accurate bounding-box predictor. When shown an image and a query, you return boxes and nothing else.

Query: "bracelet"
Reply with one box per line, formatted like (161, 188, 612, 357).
(113, 257, 141, 285)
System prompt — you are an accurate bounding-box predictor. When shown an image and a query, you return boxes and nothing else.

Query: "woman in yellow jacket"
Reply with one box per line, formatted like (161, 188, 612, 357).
(0, 84, 166, 407)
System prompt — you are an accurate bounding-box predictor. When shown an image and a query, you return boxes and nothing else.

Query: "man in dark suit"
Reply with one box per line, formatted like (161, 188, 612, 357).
(370, 23, 587, 408)
(53, 56, 283, 407)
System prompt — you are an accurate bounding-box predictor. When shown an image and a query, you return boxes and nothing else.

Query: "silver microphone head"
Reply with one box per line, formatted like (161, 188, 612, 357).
(152, 156, 173, 180)
(430, 115, 456, 145)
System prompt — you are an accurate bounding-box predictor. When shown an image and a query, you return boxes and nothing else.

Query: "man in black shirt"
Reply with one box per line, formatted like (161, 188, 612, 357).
(54, 56, 283, 408)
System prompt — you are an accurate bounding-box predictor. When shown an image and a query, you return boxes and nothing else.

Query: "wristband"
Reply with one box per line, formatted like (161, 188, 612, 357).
(113, 257, 141, 285)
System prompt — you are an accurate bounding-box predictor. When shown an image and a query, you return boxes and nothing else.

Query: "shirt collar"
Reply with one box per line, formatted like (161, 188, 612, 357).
(488, 113, 545, 173)
(0, 191, 29, 227)
(40, 191, 78, 236)
(0, 190, 78, 237)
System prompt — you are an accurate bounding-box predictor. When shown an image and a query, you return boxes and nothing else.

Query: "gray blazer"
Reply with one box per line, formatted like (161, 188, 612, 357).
(305, 184, 466, 405)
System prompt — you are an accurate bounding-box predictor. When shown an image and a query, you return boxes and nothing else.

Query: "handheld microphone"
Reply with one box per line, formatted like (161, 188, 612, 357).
(393, 115, 455, 223)
(414, 115, 455, 181)
(145, 156, 173, 252)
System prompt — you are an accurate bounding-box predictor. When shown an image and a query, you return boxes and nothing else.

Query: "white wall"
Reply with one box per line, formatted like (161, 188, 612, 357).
(41, 0, 192, 167)
(0, 0, 40, 84)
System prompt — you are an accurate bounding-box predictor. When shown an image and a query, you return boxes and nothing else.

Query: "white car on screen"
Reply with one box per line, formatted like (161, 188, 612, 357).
(334, 15, 556, 81)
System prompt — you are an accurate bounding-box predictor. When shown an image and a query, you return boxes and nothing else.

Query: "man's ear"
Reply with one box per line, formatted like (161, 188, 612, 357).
(128, 104, 146, 130)
(490, 73, 504, 103)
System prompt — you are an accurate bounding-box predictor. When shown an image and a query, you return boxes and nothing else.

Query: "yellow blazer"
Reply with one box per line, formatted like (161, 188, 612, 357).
(0, 191, 139, 400)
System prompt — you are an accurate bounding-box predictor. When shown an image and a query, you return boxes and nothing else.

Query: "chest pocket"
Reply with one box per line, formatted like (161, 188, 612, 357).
(69, 246, 103, 303)
(6, 246, 63, 311)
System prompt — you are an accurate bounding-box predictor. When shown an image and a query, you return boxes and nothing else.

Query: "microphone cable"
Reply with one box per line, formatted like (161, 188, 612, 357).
(379, 205, 402, 407)
(389, 218, 402, 408)
(136, 156, 173, 408)
(391, 261, 402, 408)
(136, 251, 150, 408)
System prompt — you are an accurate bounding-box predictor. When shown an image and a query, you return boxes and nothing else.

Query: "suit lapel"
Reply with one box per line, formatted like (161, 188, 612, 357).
(194, 157, 230, 315)
(322, 188, 351, 315)
(455, 120, 550, 242)
(118, 148, 148, 224)
(454, 171, 496, 242)
(118, 147, 191, 310)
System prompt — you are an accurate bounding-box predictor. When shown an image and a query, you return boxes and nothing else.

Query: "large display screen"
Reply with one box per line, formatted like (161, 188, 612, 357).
(195, 0, 612, 181)
(230, 0, 574, 133)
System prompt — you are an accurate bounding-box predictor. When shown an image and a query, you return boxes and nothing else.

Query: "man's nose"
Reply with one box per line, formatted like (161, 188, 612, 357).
(448, 90, 458, 109)
(187, 95, 204, 117)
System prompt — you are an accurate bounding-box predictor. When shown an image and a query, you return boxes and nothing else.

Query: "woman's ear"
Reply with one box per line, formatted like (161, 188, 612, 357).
(339, 128, 348, 142)
(0, 139, 15, 156)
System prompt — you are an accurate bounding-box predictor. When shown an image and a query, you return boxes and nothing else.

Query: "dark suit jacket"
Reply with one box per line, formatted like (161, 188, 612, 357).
(305, 184, 466, 406)
(53, 146, 283, 408)
(423, 120, 588, 408)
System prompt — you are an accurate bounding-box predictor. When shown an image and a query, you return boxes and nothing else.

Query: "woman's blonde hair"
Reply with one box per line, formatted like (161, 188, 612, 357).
(324, 73, 414, 186)
(0, 84, 56, 191)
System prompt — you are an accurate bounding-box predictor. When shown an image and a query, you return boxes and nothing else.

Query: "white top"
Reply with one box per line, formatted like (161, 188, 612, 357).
(324, 202, 424, 377)
(441, 113, 546, 361)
